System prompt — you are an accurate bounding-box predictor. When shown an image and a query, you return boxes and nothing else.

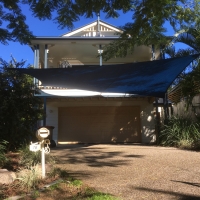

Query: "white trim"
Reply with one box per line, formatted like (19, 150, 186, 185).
(62, 21, 122, 37)
(63, 22, 97, 37)
(100, 21, 121, 33)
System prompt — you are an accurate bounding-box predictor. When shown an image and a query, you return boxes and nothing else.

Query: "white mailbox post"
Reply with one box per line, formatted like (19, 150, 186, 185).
(36, 127, 50, 178)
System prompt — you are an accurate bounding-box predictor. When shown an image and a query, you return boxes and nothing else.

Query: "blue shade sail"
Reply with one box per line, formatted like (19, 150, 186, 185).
(11, 54, 199, 98)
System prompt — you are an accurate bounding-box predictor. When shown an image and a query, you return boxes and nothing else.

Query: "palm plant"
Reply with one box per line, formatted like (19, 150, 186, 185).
(165, 28, 200, 104)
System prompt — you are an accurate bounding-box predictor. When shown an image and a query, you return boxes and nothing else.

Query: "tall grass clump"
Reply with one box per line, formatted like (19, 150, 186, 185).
(17, 165, 41, 192)
(19, 145, 41, 168)
(19, 145, 55, 168)
(0, 140, 8, 167)
(159, 116, 200, 149)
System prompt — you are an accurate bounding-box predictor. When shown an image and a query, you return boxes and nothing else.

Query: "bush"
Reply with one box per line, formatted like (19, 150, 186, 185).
(159, 116, 200, 149)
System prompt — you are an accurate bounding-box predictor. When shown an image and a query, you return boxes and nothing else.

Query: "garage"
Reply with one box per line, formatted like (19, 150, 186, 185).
(58, 106, 141, 143)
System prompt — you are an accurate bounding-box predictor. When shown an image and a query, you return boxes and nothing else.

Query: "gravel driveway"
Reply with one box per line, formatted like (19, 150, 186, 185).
(51, 144, 200, 200)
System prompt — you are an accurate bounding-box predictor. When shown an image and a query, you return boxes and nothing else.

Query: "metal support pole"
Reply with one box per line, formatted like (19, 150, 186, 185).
(99, 44, 102, 66)
(163, 93, 169, 123)
(165, 93, 169, 118)
(151, 44, 155, 60)
(155, 98, 160, 144)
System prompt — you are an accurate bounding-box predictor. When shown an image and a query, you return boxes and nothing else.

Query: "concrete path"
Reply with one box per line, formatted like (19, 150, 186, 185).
(51, 144, 200, 200)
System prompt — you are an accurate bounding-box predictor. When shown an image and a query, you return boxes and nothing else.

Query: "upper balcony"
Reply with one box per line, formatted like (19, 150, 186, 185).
(30, 20, 161, 97)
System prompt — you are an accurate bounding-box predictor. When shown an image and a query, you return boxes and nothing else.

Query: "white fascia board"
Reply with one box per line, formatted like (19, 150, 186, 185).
(35, 89, 132, 97)
(63, 22, 97, 37)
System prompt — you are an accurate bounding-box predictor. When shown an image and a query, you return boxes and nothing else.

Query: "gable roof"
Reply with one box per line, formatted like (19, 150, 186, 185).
(61, 20, 122, 37)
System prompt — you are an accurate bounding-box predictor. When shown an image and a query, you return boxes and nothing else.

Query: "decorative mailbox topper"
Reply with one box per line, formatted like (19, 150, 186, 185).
(36, 127, 50, 140)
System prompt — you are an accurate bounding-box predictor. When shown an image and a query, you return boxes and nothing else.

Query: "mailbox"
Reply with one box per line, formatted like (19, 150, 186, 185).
(36, 127, 50, 140)
(30, 142, 41, 152)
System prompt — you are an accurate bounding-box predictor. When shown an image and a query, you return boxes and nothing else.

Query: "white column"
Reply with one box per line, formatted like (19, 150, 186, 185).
(34, 46, 37, 69)
(35, 44, 39, 86)
(44, 44, 48, 68)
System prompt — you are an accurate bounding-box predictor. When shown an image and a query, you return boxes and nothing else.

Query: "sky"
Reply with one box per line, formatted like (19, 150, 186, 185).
(0, 4, 176, 66)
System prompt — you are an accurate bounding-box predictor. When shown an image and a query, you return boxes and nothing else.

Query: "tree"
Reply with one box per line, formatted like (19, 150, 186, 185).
(103, 0, 200, 60)
(0, 0, 199, 54)
(0, 57, 44, 150)
(165, 27, 200, 109)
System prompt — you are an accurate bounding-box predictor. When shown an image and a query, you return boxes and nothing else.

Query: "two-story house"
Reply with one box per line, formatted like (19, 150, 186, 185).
(25, 19, 198, 145)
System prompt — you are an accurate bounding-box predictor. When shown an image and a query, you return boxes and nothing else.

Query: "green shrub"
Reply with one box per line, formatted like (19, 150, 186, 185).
(159, 116, 200, 149)
(0, 140, 8, 167)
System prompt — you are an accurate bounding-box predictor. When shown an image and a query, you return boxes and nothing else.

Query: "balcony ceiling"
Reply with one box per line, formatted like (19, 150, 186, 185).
(30, 37, 158, 65)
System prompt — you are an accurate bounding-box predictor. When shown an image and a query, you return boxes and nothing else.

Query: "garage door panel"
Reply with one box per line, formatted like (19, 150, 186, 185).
(58, 106, 141, 143)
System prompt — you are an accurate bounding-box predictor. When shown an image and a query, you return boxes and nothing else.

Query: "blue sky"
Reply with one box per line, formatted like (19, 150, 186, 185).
(0, 4, 175, 66)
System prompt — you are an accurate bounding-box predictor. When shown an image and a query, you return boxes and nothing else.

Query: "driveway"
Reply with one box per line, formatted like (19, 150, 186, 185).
(51, 144, 200, 200)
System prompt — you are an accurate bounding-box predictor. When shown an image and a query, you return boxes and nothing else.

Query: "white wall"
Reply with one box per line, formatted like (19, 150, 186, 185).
(46, 105, 58, 143)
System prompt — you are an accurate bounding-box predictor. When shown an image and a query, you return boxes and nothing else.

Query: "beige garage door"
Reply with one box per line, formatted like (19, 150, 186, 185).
(58, 106, 141, 143)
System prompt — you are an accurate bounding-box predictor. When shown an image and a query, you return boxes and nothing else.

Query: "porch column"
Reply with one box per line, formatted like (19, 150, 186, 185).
(35, 44, 40, 86)
(33, 46, 37, 86)
(44, 44, 48, 68)
(33, 46, 37, 68)
(36, 44, 40, 68)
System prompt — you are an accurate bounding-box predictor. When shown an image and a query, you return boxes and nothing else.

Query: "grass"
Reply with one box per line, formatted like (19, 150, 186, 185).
(85, 188, 119, 200)
(40, 181, 119, 200)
